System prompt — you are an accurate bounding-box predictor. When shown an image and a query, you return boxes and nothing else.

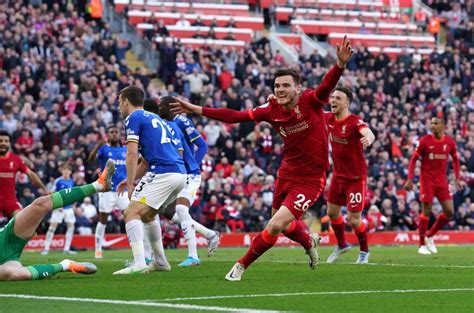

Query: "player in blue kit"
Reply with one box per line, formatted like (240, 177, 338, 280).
(88, 125, 129, 259)
(113, 86, 187, 275)
(42, 163, 76, 255)
(144, 98, 220, 266)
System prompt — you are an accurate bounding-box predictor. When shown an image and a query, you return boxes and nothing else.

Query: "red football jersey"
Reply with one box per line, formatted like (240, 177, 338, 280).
(325, 113, 368, 180)
(0, 152, 28, 201)
(409, 134, 459, 185)
(250, 89, 328, 179)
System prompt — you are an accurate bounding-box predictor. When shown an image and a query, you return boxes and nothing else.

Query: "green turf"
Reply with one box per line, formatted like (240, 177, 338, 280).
(0, 246, 473, 313)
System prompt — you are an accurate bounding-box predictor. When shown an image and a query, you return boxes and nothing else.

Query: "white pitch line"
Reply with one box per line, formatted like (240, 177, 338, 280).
(83, 258, 474, 269)
(157, 288, 474, 302)
(0, 294, 284, 313)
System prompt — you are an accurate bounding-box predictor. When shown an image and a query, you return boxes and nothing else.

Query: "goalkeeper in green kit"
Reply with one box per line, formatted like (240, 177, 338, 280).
(0, 160, 115, 281)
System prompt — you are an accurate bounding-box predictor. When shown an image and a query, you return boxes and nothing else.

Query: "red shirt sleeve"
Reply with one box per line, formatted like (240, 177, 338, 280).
(355, 117, 368, 132)
(202, 107, 253, 123)
(311, 64, 345, 107)
(408, 138, 424, 180)
(15, 155, 29, 173)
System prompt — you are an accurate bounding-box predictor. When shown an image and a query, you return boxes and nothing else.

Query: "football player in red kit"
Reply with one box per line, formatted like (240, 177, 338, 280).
(404, 117, 462, 255)
(171, 36, 354, 281)
(0, 130, 48, 218)
(324, 87, 375, 264)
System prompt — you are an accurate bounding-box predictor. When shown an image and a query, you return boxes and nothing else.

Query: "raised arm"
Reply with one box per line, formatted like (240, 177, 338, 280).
(87, 138, 106, 162)
(170, 97, 253, 124)
(314, 36, 353, 104)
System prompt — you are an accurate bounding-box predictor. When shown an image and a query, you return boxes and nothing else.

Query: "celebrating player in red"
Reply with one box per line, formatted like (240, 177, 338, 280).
(171, 36, 354, 281)
(0, 130, 49, 218)
(404, 117, 462, 255)
(324, 87, 375, 264)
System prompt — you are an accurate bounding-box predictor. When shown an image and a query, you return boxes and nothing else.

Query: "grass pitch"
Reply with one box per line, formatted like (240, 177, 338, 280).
(0, 245, 473, 313)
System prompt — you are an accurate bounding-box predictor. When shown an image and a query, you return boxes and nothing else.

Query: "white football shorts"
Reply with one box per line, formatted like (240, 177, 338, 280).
(178, 174, 202, 205)
(50, 208, 76, 224)
(98, 191, 130, 213)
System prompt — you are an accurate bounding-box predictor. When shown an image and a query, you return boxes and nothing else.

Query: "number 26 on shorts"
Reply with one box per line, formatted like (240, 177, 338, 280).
(294, 194, 311, 212)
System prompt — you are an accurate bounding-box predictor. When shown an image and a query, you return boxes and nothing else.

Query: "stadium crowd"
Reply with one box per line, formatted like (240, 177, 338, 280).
(0, 1, 473, 241)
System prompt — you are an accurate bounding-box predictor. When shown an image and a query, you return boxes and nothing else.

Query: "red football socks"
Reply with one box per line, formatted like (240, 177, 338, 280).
(283, 221, 312, 250)
(426, 213, 450, 238)
(419, 214, 430, 246)
(238, 229, 278, 269)
(330, 215, 347, 248)
(354, 223, 369, 252)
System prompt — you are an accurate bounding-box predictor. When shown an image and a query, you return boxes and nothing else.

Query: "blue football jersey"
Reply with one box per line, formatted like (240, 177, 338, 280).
(172, 115, 201, 175)
(97, 145, 127, 192)
(53, 177, 75, 209)
(125, 109, 186, 174)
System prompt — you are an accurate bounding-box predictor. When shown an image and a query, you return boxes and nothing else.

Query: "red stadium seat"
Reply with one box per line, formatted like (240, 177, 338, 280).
(291, 20, 418, 35)
(328, 33, 436, 48)
(128, 11, 264, 31)
(277, 7, 401, 23)
(114, 0, 250, 16)
(137, 25, 254, 42)
(273, 0, 384, 10)
(155, 37, 246, 50)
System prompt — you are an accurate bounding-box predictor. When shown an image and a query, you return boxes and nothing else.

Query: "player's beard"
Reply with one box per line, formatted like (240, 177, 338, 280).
(0, 147, 9, 156)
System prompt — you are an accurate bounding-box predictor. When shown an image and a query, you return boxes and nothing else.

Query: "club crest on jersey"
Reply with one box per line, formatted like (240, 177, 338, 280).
(342, 125, 347, 134)
(443, 144, 447, 152)
(294, 105, 302, 119)
(9, 161, 13, 169)
(279, 126, 287, 137)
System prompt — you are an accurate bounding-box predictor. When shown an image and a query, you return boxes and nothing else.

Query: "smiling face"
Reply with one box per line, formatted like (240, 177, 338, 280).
(330, 90, 350, 117)
(274, 75, 300, 108)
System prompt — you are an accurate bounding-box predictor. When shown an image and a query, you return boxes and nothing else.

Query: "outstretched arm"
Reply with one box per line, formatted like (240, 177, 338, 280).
(171, 97, 253, 123)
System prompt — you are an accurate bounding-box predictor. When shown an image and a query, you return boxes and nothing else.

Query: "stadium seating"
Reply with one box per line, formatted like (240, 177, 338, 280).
(127, 11, 264, 30)
(114, 0, 251, 16)
(136, 25, 254, 42)
(328, 33, 436, 48)
(273, 0, 384, 10)
(291, 20, 418, 35)
(277, 8, 401, 23)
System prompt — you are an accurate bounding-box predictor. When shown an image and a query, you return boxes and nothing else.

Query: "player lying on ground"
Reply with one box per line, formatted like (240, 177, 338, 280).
(0, 159, 115, 281)
(171, 36, 354, 281)
(404, 117, 462, 255)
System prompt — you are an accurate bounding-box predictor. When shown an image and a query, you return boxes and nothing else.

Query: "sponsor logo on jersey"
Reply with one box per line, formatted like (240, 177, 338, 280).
(279, 126, 287, 137)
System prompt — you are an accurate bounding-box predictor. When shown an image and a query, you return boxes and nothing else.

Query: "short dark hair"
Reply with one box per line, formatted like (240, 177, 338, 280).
(118, 85, 145, 107)
(143, 98, 160, 115)
(333, 86, 353, 103)
(0, 129, 11, 140)
(158, 96, 174, 120)
(274, 69, 301, 85)
(106, 125, 118, 132)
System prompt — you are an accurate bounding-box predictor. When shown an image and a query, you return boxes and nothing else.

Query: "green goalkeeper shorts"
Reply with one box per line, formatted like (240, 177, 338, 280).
(0, 217, 29, 265)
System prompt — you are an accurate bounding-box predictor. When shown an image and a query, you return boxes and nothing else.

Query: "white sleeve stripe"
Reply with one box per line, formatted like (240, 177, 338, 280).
(127, 135, 139, 140)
